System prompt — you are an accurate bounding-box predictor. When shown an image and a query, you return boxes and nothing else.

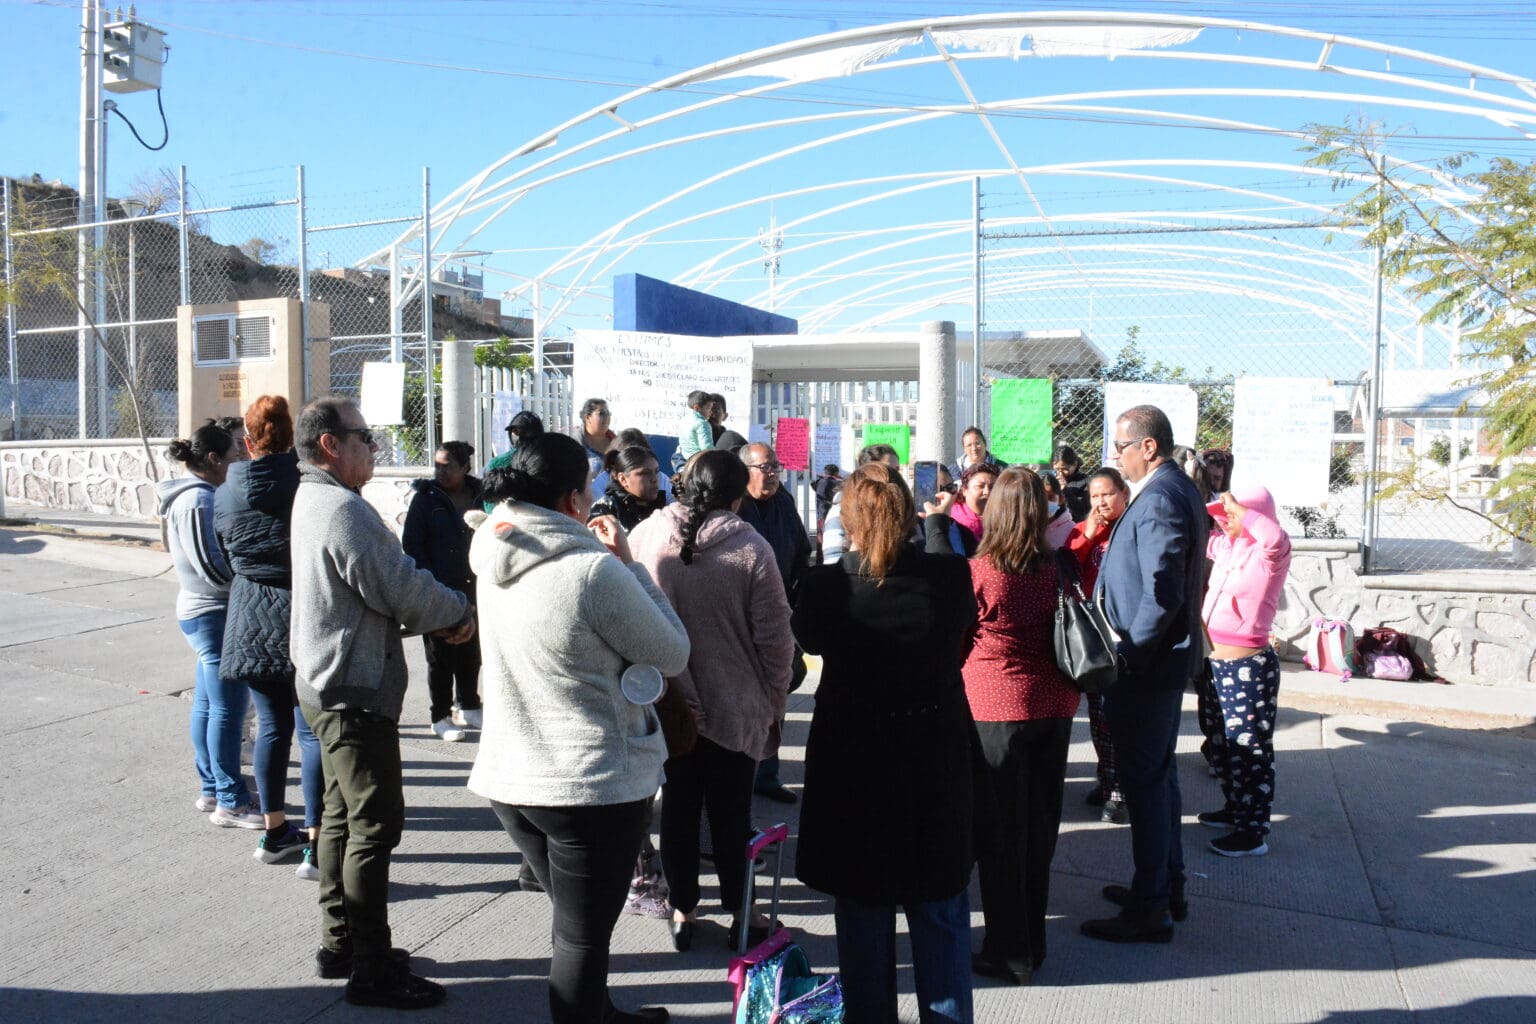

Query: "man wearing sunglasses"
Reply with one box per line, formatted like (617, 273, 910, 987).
(736, 442, 812, 804)
(289, 397, 477, 1009)
(1080, 405, 1208, 945)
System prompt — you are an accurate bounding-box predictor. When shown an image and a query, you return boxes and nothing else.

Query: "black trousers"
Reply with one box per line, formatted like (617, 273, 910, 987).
(1103, 679, 1186, 907)
(491, 798, 650, 1024)
(422, 633, 481, 724)
(661, 736, 756, 917)
(975, 717, 1072, 970)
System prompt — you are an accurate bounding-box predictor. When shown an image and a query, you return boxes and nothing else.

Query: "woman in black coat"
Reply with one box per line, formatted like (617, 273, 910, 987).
(402, 441, 484, 742)
(213, 396, 322, 875)
(792, 461, 981, 1024)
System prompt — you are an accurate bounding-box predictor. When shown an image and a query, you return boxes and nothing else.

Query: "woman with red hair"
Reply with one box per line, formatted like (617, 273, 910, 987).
(214, 395, 326, 881)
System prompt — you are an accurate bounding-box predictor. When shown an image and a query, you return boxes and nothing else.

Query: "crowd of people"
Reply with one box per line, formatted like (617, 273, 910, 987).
(156, 392, 1291, 1023)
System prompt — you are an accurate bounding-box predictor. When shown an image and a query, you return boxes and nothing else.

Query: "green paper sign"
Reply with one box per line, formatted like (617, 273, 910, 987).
(989, 378, 1053, 464)
(861, 423, 911, 464)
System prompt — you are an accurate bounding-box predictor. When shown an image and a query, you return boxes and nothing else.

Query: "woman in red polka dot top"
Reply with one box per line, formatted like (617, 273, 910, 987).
(963, 467, 1079, 987)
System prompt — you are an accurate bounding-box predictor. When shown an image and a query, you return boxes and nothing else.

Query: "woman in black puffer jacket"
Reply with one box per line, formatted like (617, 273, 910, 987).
(403, 441, 485, 742)
(214, 395, 323, 877)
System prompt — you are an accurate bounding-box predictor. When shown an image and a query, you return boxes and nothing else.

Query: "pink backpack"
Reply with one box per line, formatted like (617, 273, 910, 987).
(1304, 618, 1358, 681)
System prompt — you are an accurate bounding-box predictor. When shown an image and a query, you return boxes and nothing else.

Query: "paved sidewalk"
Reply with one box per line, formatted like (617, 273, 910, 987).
(2, 529, 1534, 1023)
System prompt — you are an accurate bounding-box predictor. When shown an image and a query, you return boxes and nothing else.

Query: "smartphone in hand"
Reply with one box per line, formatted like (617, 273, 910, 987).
(913, 460, 939, 501)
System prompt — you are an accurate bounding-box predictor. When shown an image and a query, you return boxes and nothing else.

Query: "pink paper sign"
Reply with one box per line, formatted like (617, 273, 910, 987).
(775, 416, 810, 471)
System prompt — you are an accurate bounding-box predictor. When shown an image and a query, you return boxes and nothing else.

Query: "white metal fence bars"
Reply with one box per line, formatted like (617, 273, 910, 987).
(472, 360, 574, 464)
(978, 215, 1528, 574)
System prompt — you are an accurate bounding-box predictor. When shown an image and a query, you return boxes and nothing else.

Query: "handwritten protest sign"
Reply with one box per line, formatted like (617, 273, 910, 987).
(776, 417, 810, 471)
(1101, 382, 1198, 465)
(862, 423, 911, 465)
(989, 378, 1053, 463)
(571, 330, 753, 438)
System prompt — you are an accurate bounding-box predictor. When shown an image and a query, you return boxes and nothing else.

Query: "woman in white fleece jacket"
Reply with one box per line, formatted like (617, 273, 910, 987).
(469, 432, 689, 1024)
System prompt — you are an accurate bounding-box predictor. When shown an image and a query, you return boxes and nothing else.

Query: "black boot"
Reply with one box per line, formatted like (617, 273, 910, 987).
(1080, 903, 1175, 944)
(1102, 883, 1188, 922)
(345, 959, 447, 1010)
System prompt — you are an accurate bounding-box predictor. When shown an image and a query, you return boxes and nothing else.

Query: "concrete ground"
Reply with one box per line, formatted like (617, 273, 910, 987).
(1, 520, 1534, 1024)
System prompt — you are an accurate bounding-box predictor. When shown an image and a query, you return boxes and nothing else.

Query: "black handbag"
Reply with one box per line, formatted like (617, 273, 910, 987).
(1051, 550, 1120, 694)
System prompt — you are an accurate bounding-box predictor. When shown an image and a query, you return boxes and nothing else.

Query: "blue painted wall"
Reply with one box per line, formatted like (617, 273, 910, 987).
(613, 273, 797, 337)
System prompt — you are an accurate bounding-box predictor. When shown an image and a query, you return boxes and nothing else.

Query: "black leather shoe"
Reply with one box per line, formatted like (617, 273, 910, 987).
(669, 918, 694, 952)
(344, 963, 447, 1009)
(1080, 909, 1175, 944)
(1100, 799, 1129, 825)
(1102, 883, 1187, 922)
(971, 952, 1031, 986)
(315, 945, 410, 980)
(755, 783, 798, 804)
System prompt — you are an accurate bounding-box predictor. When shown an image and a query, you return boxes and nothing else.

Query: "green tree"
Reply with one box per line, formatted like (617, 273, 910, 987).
(1304, 117, 1535, 545)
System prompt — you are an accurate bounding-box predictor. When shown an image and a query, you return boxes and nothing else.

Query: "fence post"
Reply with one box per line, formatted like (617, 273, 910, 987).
(971, 176, 982, 438)
(918, 320, 956, 467)
(1361, 242, 1385, 574)
(177, 165, 189, 305)
(422, 167, 437, 458)
(4, 178, 19, 447)
(296, 165, 312, 402)
(440, 339, 475, 446)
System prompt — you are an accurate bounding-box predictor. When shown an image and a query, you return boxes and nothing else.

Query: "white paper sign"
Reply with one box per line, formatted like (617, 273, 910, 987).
(1102, 382, 1199, 465)
(1232, 377, 1335, 507)
(571, 330, 753, 439)
(813, 421, 846, 470)
(490, 390, 523, 455)
(359, 361, 406, 426)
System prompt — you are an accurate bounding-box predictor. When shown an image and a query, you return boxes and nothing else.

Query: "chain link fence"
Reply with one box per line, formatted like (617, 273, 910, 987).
(978, 217, 1528, 573)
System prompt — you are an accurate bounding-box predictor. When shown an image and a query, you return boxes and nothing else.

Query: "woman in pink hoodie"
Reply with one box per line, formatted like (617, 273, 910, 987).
(629, 450, 795, 953)
(1199, 484, 1292, 859)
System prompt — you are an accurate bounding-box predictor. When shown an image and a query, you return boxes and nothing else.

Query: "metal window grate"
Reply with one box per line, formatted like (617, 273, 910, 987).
(193, 316, 231, 364)
(233, 315, 272, 360)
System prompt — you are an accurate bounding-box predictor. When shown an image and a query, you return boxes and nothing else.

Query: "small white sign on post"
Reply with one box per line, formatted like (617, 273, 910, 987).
(490, 391, 523, 456)
(1102, 382, 1199, 465)
(1232, 377, 1335, 507)
(359, 361, 407, 426)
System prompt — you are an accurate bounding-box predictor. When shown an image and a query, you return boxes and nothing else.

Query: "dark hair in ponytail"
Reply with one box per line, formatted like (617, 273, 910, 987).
(166, 421, 234, 472)
(437, 440, 474, 469)
(678, 449, 748, 565)
(482, 432, 589, 510)
(604, 443, 657, 477)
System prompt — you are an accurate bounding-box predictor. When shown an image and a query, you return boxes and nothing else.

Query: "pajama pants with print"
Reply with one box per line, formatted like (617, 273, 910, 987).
(1207, 648, 1281, 836)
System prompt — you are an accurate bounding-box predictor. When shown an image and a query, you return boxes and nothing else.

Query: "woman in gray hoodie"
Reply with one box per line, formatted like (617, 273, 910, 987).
(469, 433, 688, 1024)
(629, 450, 795, 954)
(155, 421, 252, 826)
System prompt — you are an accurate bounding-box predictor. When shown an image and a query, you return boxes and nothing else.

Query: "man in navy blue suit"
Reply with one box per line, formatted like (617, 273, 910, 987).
(1081, 405, 1209, 943)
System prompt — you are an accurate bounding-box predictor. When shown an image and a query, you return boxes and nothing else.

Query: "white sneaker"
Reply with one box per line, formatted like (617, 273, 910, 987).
(453, 707, 483, 730)
(432, 718, 467, 743)
(195, 795, 217, 813)
(209, 804, 265, 829)
(295, 845, 320, 881)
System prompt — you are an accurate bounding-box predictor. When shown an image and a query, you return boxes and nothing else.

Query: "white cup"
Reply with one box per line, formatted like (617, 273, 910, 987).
(620, 664, 665, 706)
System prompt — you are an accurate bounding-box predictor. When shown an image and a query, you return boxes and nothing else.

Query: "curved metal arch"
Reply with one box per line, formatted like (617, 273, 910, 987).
(387, 12, 1535, 346)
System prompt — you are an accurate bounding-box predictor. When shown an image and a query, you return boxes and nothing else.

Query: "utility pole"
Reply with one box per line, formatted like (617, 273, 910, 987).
(758, 214, 783, 313)
(78, 0, 104, 439)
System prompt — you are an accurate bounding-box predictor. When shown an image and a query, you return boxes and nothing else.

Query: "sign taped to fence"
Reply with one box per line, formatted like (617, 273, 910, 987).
(776, 417, 810, 471)
(989, 378, 1053, 464)
(1101, 382, 1198, 465)
(862, 423, 911, 465)
(491, 391, 523, 456)
(571, 330, 753, 440)
(359, 361, 407, 426)
(813, 422, 850, 470)
(1232, 376, 1334, 507)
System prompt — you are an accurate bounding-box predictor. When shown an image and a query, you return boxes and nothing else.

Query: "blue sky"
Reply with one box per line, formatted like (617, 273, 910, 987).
(4, 1, 1534, 374)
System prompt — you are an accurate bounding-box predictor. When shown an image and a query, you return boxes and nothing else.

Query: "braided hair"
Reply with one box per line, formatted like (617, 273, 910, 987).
(677, 449, 748, 565)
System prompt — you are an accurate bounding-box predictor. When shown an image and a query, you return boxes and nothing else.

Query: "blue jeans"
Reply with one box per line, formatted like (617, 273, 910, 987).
(248, 677, 323, 829)
(180, 611, 248, 809)
(834, 890, 973, 1024)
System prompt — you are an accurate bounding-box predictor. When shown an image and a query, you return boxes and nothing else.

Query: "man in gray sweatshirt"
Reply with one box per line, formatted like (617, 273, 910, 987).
(290, 397, 474, 1010)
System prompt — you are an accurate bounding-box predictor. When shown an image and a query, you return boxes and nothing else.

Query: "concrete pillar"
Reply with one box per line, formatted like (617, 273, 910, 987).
(440, 339, 477, 446)
(917, 320, 956, 466)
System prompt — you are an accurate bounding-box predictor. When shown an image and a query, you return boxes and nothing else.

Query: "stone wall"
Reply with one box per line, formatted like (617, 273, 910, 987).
(1273, 539, 1535, 688)
(2, 440, 179, 519)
